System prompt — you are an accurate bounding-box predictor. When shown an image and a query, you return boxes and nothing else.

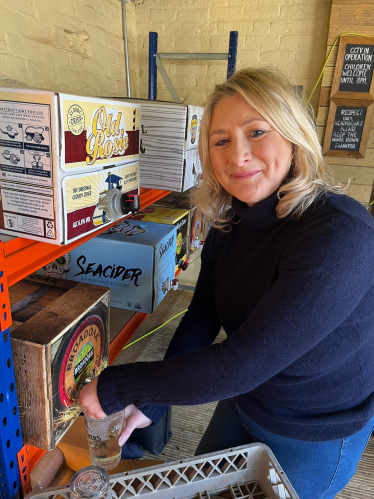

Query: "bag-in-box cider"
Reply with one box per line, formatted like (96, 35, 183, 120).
(0, 89, 141, 244)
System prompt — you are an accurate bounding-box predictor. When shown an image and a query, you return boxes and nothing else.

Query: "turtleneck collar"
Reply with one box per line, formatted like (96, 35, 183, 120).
(232, 190, 281, 228)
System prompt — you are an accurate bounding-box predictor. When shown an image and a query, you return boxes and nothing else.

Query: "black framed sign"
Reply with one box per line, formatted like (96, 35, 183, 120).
(331, 36, 374, 100)
(322, 99, 374, 158)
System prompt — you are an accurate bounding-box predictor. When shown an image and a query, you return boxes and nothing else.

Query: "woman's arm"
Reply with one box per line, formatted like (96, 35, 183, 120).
(78, 229, 222, 418)
(83, 214, 374, 414)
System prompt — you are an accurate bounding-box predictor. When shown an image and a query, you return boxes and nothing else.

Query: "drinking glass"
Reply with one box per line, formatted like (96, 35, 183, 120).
(84, 410, 124, 471)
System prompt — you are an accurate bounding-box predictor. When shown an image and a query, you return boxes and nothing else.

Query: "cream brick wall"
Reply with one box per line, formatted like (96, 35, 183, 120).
(0, 0, 331, 106)
(133, 0, 332, 109)
(0, 0, 139, 98)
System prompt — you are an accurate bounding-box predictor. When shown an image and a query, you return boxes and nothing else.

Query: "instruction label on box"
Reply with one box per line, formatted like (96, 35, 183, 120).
(0, 186, 56, 238)
(0, 99, 53, 187)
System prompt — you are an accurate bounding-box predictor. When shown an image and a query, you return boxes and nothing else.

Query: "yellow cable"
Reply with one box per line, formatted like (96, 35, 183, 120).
(122, 308, 188, 350)
(185, 251, 202, 267)
(122, 250, 202, 351)
(308, 32, 373, 103)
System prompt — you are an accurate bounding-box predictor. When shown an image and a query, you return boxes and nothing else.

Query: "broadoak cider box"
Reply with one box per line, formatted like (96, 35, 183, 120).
(0, 88, 140, 244)
(10, 274, 110, 450)
(66, 219, 177, 313)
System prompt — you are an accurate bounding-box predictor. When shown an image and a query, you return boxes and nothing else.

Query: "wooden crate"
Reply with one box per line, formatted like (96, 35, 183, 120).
(10, 274, 110, 450)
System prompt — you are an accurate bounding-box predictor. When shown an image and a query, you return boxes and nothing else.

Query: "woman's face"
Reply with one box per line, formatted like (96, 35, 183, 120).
(208, 93, 293, 207)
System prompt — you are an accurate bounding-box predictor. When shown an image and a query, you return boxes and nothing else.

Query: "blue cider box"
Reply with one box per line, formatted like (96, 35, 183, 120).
(67, 219, 177, 313)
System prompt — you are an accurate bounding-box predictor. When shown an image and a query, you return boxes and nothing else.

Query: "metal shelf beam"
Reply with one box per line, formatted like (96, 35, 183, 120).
(149, 32, 158, 100)
(227, 31, 239, 79)
(159, 53, 228, 60)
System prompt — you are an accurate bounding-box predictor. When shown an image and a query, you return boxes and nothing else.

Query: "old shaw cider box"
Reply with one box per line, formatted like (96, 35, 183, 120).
(0, 88, 140, 244)
(136, 101, 203, 192)
(67, 219, 177, 313)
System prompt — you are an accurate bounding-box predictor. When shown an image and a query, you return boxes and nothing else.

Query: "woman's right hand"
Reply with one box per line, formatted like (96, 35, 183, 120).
(77, 377, 107, 419)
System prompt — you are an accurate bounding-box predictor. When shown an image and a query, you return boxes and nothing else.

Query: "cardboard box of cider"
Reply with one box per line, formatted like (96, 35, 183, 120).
(0, 88, 141, 244)
(67, 219, 177, 313)
(138, 102, 203, 192)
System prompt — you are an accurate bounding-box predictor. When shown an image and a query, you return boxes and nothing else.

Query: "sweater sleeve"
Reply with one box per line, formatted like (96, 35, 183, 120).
(136, 404, 169, 425)
(97, 215, 374, 413)
(164, 229, 223, 358)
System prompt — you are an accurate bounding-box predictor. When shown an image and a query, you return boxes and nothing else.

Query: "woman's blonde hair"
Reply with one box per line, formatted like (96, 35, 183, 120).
(192, 67, 343, 229)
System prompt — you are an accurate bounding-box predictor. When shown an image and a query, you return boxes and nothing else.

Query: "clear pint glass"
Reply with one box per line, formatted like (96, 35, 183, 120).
(84, 411, 124, 471)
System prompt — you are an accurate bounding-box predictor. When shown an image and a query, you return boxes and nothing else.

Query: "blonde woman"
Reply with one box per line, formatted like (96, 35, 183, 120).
(78, 68, 374, 499)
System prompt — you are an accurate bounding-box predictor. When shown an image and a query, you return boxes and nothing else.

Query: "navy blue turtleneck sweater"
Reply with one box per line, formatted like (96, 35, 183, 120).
(98, 191, 374, 441)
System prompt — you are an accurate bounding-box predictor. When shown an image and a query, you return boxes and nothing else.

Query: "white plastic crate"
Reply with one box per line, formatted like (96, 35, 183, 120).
(25, 444, 299, 499)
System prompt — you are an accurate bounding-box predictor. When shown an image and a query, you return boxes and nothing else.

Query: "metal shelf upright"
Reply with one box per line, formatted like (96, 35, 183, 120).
(148, 31, 238, 101)
(0, 187, 170, 499)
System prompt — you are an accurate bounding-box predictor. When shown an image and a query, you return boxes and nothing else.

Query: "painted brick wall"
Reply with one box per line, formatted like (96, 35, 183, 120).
(0, 0, 332, 104)
(0, 0, 139, 98)
(132, 0, 332, 108)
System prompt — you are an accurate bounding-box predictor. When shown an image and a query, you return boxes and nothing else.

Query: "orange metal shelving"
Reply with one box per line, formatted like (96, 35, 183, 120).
(3, 188, 170, 287)
(0, 187, 170, 494)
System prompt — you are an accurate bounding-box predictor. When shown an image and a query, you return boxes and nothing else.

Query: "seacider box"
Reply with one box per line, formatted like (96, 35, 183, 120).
(10, 274, 110, 450)
(66, 219, 177, 313)
(0, 88, 140, 244)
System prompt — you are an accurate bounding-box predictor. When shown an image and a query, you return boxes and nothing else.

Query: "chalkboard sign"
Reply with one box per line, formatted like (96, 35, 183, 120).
(322, 99, 374, 158)
(330, 106, 366, 151)
(331, 36, 374, 100)
(339, 44, 374, 93)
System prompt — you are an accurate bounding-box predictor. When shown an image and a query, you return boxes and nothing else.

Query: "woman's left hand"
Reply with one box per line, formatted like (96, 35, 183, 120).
(118, 405, 152, 446)
(77, 377, 107, 419)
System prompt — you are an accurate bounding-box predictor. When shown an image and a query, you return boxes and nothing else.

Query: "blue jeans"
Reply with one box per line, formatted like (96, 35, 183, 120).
(195, 399, 374, 499)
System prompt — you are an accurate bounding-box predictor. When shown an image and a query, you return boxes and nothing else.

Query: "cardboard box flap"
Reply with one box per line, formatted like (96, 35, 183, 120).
(100, 218, 176, 246)
(129, 207, 189, 224)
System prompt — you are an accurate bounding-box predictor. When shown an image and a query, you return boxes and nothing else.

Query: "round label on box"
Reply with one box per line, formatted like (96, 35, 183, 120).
(176, 232, 182, 255)
(67, 104, 85, 136)
(55, 315, 105, 409)
(190, 114, 198, 145)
